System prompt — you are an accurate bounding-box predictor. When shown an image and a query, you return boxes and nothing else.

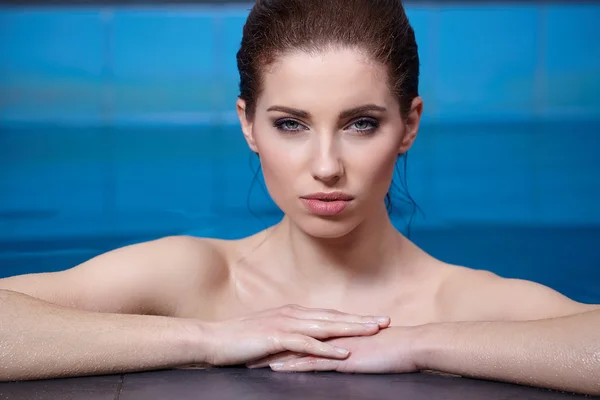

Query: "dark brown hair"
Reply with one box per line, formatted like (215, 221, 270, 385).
(237, 0, 420, 120)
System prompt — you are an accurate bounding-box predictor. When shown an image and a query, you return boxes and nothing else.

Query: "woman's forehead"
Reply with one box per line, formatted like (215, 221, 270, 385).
(258, 49, 396, 112)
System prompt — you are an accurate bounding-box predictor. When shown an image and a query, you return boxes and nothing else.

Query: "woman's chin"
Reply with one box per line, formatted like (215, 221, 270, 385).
(295, 216, 362, 239)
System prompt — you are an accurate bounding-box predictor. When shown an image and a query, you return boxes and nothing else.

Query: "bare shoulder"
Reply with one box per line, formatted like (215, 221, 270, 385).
(159, 235, 231, 282)
(436, 264, 599, 322)
(0, 235, 232, 317)
(75, 234, 232, 289)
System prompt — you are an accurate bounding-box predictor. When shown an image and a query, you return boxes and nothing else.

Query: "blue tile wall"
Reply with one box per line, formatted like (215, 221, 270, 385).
(0, 10, 106, 121)
(110, 9, 216, 117)
(543, 4, 600, 115)
(436, 5, 540, 121)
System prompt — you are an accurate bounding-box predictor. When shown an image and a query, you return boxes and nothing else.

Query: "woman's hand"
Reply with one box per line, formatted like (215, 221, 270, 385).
(246, 326, 419, 373)
(200, 304, 390, 367)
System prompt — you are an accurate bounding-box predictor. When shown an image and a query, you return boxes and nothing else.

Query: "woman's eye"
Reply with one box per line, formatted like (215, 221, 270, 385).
(274, 119, 305, 132)
(350, 118, 379, 133)
(274, 117, 379, 134)
(284, 121, 300, 130)
(354, 120, 371, 130)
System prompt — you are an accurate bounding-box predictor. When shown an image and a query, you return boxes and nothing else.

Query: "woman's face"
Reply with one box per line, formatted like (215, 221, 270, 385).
(237, 47, 422, 238)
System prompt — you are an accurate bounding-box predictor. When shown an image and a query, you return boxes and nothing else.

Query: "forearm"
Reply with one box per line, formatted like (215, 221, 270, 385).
(0, 290, 204, 381)
(413, 310, 600, 396)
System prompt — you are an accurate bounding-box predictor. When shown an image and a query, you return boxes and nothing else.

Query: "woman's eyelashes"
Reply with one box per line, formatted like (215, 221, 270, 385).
(274, 118, 307, 133)
(349, 117, 379, 134)
(273, 117, 380, 135)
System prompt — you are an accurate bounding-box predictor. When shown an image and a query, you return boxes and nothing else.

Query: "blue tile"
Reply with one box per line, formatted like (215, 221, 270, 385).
(111, 9, 215, 79)
(534, 121, 600, 224)
(0, 9, 104, 76)
(429, 122, 535, 223)
(0, 125, 108, 220)
(436, 5, 539, 121)
(110, 125, 221, 215)
(0, 8, 104, 122)
(543, 4, 600, 117)
(111, 9, 216, 116)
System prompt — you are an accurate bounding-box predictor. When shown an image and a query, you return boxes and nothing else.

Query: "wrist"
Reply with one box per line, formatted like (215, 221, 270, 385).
(409, 323, 445, 371)
(175, 318, 215, 366)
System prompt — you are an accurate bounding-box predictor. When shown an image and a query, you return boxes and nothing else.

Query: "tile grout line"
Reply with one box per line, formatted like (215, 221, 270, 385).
(114, 374, 125, 400)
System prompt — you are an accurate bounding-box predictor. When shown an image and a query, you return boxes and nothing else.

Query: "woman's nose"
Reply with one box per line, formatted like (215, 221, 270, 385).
(310, 138, 344, 184)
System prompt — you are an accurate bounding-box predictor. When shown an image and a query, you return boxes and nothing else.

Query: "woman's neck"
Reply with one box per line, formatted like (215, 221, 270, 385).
(269, 205, 418, 289)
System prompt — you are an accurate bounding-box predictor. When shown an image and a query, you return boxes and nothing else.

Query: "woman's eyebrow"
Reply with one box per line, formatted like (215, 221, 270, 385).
(338, 104, 387, 119)
(266, 104, 387, 120)
(267, 106, 309, 119)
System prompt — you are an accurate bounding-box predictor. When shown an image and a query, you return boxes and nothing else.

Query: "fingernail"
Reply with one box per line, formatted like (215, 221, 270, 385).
(376, 316, 390, 324)
(270, 362, 284, 370)
(335, 347, 350, 356)
(364, 322, 378, 328)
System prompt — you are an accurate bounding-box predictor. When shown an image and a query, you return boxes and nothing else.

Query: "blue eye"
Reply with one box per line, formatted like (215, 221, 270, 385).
(274, 117, 379, 134)
(349, 118, 379, 133)
(274, 119, 306, 132)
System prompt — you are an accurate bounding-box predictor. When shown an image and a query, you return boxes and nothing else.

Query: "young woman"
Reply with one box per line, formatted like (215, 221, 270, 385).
(1, 0, 598, 395)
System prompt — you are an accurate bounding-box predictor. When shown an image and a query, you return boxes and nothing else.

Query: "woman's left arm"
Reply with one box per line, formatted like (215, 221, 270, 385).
(250, 273, 599, 396)
(414, 308, 600, 396)
(252, 308, 599, 396)
(412, 271, 600, 395)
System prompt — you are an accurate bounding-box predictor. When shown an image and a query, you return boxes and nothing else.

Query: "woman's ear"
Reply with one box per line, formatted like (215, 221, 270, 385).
(237, 98, 259, 153)
(398, 96, 423, 154)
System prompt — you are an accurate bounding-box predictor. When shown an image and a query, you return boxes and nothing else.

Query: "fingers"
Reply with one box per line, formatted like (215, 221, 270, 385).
(308, 310, 390, 327)
(270, 356, 340, 372)
(277, 334, 351, 360)
(280, 305, 390, 327)
(286, 319, 380, 339)
(246, 351, 300, 369)
(247, 320, 363, 368)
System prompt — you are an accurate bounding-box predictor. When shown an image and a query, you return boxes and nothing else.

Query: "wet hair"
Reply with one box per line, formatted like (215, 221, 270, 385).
(238, 0, 421, 232)
(237, 0, 420, 119)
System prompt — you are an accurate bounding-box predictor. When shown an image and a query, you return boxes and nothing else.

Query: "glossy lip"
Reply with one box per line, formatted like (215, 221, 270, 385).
(300, 192, 354, 216)
(300, 192, 355, 201)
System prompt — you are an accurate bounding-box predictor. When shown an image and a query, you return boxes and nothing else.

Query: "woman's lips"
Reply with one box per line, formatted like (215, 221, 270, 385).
(300, 192, 354, 216)
(301, 199, 350, 216)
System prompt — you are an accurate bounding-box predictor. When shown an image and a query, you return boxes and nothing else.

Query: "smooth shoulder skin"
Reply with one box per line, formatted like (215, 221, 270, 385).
(437, 265, 599, 322)
(0, 236, 230, 318)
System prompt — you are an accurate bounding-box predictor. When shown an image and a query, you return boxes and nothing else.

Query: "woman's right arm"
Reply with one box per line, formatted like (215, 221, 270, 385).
(0, 236, 388, 381)
(0, 236, 224, 381)
(0, 288, 204, 381)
